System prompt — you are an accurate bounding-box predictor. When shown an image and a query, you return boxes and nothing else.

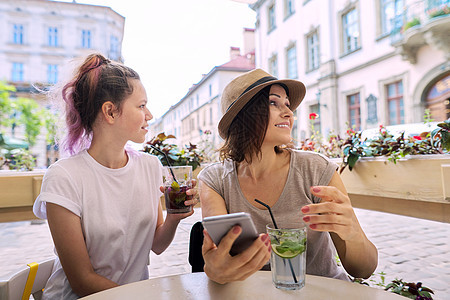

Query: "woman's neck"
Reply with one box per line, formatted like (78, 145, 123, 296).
(238, 145, 290, 181)
(87, 134, 128, 169)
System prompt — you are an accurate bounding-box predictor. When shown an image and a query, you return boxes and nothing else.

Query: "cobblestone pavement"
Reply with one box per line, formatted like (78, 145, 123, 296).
(1, 208, 449, 299)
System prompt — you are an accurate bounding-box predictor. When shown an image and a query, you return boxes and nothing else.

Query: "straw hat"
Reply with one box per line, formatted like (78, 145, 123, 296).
(218, 69, 306, 139)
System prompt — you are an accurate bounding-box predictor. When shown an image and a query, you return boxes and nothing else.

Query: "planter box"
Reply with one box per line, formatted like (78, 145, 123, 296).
(0, 170, 45, 223)
(0, 166, 205, 222)
(334, 155, 450, 223)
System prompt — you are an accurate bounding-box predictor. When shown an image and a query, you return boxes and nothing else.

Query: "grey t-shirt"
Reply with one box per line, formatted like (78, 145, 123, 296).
(198, 150, 349, 281)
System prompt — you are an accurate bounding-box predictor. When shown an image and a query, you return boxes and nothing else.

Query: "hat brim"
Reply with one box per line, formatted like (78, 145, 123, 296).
(218, 79, 306, 139)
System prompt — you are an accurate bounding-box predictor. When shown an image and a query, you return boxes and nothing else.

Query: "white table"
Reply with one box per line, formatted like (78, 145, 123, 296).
(79, 271, 405, 299)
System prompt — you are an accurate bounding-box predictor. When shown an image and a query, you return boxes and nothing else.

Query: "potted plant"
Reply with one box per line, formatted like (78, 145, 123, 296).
(0, 82, 57, 223)
(142, 132, 205, 172)
(296, 113, 450, 223)
(401, 17, 421, 33)
(427, 5, 450, 19)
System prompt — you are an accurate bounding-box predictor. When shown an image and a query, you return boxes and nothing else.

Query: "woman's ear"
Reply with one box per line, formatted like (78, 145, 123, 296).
(101, 101, 116, 124)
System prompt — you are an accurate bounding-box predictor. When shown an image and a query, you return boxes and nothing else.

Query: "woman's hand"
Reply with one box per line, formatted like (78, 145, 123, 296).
(159, 179, 199, 221)
(202, 225, 271, 284)
(301, 185, 363, 242)
(300, 172, 378, 279)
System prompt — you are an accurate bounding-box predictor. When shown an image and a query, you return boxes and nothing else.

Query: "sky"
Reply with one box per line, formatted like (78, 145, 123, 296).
(58, 0, 256, 118)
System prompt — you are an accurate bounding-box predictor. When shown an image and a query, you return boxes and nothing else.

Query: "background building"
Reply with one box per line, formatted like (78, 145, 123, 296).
(149, 28, 255, 150)
(250, 0, 449, 143)
(0, 0, 124, 167)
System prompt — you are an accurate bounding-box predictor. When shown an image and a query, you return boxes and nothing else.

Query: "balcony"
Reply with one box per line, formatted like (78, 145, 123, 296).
(390, 1, 450, 64)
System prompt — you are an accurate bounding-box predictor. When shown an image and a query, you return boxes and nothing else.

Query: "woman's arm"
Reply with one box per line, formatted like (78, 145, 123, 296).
(301, 172, 378, 279)
(46, 203, 118, 297)
(200, 180, 271, 284)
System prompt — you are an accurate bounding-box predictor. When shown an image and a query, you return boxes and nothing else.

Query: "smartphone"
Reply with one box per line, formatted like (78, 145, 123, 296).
(202, 212, 259, 256)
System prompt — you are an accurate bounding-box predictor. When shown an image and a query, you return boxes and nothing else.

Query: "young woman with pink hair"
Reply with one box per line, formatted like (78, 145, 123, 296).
(33, 53, 198, 299)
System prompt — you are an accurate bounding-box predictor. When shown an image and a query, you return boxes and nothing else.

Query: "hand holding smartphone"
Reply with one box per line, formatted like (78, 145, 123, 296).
(202, 212, 259, 256)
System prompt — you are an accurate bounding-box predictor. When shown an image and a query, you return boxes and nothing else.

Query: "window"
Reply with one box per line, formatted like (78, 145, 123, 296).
(268, 3, 276, 32)
(309, 104, 321, 135)
(12, 63, 24, 82)
(307, 31, 320, 71)
(209, 84, 212, 97)
(381, 0, 404, 35)
(347, 93, 361, 131)
(291, 110, 298, 144)
(209, 107, 213, 125)
(48, 27, 58, 47)
(284, 0, 295, 18)
(387, 81, 404, 125)
(81, 30, 91, 48)
(286, 44, 297, 79)
(110, 35, 119, 60)
(47, 64, 58, 84)
(342, 8, 360, 54)
(13, 24, 24, 44)
(269, 54, 278, 78)
(366, 94, 378, 124)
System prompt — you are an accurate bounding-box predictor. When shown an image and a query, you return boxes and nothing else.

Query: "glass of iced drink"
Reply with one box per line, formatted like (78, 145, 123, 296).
(163, 166, 193, 214)
(266, 223, 307, 290)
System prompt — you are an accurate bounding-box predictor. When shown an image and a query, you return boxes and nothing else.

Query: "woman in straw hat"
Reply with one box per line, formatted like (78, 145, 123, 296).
(198, 69, 377, 284)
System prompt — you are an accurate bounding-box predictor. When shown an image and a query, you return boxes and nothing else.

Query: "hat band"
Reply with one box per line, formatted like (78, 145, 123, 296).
(226, 76, 277, 112)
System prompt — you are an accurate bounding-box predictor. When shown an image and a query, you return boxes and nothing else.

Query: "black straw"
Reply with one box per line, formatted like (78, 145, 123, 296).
(149, 145, 178, 183)
(255, 198, 298, 284)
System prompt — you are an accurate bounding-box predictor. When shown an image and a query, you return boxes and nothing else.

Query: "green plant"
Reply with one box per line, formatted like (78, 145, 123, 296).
(340, 128, 371, 172)
(0, 82, 15, 131)
(12, 97, 44, 147)
(385, 279, 434, 299)
(401, 17, 421, 32)
(1, 148, 36, 171)
(427, 5, 449, 18)
(142, 132, 205, 171)
(335, 254, 434, 299)
(298, 113, 345, 158)
(339, 123, 443, 173)
(431, 118, 450, 151)
(423, 109, 434, 124)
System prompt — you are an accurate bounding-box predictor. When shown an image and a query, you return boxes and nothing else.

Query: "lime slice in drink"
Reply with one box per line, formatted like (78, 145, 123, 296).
(271, 240, 305, 259)
(171, 181, 180, 191)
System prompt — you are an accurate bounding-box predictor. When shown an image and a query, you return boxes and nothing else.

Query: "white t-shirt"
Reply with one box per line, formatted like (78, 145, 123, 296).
(33, 148, 163, 300)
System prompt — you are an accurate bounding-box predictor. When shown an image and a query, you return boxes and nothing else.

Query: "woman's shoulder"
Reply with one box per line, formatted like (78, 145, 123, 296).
(128, 148, 162, 166)
(290, 149, 331, 163)
(198, 159, 233, 181)
(289, 149, 337, 171)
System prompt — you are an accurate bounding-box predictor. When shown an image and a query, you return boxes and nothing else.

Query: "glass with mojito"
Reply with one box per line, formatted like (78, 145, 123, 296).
(163, 166, 193, 214)
(266, 224, 307, 290)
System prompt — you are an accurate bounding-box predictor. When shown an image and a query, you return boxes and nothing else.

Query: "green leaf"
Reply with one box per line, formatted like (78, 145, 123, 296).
(347, 153, 359, 171)
(441, 130, 450, 151)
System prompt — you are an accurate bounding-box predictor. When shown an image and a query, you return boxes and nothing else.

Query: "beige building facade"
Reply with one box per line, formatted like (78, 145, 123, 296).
(0, 0, 124, 167)
(250, 0, 449, 142)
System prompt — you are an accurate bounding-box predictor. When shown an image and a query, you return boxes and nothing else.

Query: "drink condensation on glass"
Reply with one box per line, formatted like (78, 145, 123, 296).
(163, 166, 193, 214)
(266, 224, 307, 290)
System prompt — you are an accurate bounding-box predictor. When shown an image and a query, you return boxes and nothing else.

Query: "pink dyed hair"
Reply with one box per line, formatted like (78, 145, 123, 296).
(60, 53, 139, 155)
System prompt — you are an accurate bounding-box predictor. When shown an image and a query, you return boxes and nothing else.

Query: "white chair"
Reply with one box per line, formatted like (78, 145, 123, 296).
(0, 258, 55, 300)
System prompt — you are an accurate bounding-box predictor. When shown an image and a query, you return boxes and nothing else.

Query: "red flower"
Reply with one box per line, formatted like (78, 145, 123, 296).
(309, 113, 318, 120)
(413, 135, 422, 140)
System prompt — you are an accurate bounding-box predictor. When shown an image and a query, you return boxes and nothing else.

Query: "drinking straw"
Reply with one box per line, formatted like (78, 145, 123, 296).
(254, 198, 298, 283)
(148, 145, 178, 183)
